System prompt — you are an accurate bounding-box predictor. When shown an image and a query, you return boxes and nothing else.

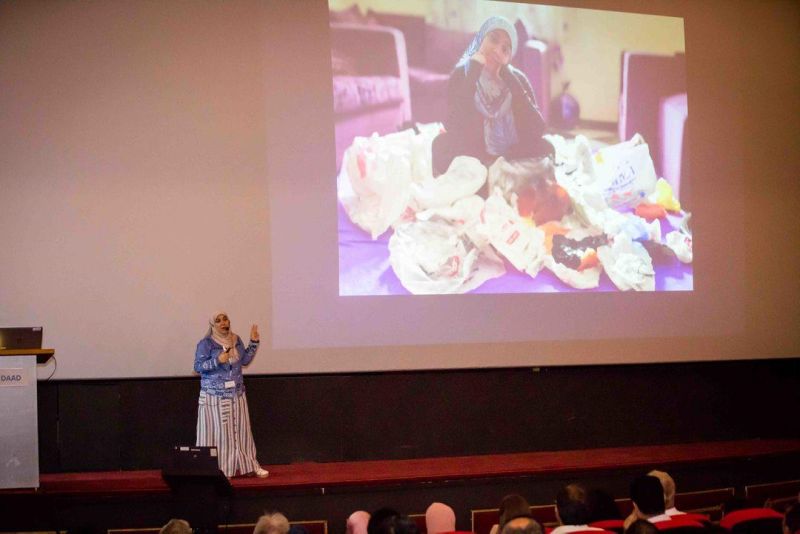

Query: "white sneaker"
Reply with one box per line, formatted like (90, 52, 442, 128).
(254, 466, 269, 478)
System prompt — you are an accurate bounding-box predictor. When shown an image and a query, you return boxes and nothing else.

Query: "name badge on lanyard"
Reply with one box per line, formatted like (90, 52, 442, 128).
(224, 380, 236, 389)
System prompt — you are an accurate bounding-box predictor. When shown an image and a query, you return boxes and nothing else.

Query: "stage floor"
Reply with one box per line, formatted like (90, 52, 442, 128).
(2, 438, 800, 533)
(7, 438, 800, 498)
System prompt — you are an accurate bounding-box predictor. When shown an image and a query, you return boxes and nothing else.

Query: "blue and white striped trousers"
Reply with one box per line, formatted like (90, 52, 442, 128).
(196, 391, 261, 477)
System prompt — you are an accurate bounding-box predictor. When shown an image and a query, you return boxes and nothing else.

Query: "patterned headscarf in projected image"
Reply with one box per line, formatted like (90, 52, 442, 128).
(457, 15, 518, 71)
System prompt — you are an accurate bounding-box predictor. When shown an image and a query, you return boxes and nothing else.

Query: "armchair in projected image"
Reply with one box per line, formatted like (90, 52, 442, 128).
(330, 22, 411, 168)
(619, 51, 689, 206)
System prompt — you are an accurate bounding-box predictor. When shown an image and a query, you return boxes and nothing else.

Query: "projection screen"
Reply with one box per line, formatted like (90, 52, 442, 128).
(0, 0, 797, 379)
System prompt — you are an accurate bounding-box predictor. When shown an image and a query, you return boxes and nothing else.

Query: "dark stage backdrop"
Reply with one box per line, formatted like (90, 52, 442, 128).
(38, 358, 799, 473)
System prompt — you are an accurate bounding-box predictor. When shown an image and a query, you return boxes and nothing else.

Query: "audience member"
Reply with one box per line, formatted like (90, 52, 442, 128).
(255, 512, 291, 534)
(625, 519, 658, 534)
(501, 517, 543, 534)
(648, 471, 683, 516)
(348, 511, 371, 534)
(624, 475, 669, 530)
(426, 502, 457, 534)
(490, 494, 533, 534)
(367, 508, 419, 534)
(500, 494, 533, 531)
(385, 515, 420, 534)
(553, 483, 603, 534)
(159, 519, 192, 534)
(368, 507, 401, 534)
(785, 503, 800, 534)
(586, 488, 623, 522)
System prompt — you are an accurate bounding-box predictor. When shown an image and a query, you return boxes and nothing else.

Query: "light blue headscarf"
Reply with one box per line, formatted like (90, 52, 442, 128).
(457, 16, 518, 71)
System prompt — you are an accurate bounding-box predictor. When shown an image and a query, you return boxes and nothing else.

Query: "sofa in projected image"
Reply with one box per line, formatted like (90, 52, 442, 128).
(330, 22, 411, 169)
(330, 9, 557, 167)
(366, 10, 556, 126)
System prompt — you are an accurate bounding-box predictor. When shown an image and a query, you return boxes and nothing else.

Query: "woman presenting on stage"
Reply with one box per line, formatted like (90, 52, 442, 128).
(194, 311, 268, 478)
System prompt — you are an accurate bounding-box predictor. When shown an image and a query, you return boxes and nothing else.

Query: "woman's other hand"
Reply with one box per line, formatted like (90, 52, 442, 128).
(477, 29, 512, 77)
(250, 324, 259, 342)
(471, 50, 487, 65)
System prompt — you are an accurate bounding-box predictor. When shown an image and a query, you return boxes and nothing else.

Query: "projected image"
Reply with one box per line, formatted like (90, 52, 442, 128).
(331, 0, 692, 295)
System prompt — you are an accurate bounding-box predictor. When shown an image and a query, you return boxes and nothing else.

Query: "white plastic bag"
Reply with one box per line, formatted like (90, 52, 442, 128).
(485, 156, 573, 225)
(557, 175, 620, 233)
(544, 228, 605, 289)
(597, 234, 655, 291)
(388, 217, 505, 295)
(411, 155, 486, 211)
(544, 133, 596, 180)
(338, 127, 440, 239)
(486, 157, 549, 200)
(665, 230, 693, 263)
(604, 213, 662, 243)
(544, 256, 602, 289)
(545, 135, 623, 233)
(592, 133, 658, 209)
(475, 192, 547, 277)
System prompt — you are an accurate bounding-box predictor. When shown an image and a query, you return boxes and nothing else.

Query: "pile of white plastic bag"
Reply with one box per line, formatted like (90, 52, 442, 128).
(337, 125, 692, 295)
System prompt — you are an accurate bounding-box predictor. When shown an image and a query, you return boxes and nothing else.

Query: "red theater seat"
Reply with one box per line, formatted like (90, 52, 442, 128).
(530, 504, 559, 529)
(676, 514, 711, 525)
(410, 513, 428, 534)
(589, 519, 625, 534)
(720, 509, 784, 534)
(745, 480, 800, 512)
(653, 517, 706, 534)
(674, 487, 734, 522)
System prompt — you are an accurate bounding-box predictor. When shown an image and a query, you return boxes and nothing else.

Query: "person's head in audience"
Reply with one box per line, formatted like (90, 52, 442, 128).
(648, 470, 677, 510)
(501, 517, 543, 534)
(254, 512, 291, 534)
(499, 494, 533, 532)
(556, 483, 591, 526)
(160, 519, 192, 534)
(586, 488, 623, 521)
(385, 515, 419, 534)
(784, 502, 800, 534)
(368, 508, 401, 534)
(348, 511, 371, 534)
(630, 475, 666, 519)
(626, 519, 659, 534)
(426, 502, 456, 534)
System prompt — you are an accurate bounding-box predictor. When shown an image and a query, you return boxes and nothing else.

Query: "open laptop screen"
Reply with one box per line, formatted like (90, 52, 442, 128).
(0, 327, 43, 350)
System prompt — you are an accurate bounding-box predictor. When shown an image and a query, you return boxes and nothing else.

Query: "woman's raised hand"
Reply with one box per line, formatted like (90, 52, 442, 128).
(250, 324, 259, 342)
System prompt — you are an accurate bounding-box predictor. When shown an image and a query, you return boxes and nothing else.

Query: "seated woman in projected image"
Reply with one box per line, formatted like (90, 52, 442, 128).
(432, 16, 552, 176)
(193, 311, 268, 478)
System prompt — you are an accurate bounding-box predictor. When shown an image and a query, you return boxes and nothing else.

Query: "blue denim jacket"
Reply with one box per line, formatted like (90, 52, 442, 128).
(194, 335, 259, 398)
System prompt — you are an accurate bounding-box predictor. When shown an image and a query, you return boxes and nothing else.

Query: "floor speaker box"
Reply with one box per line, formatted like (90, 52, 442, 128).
(162, 446, 232, 530)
